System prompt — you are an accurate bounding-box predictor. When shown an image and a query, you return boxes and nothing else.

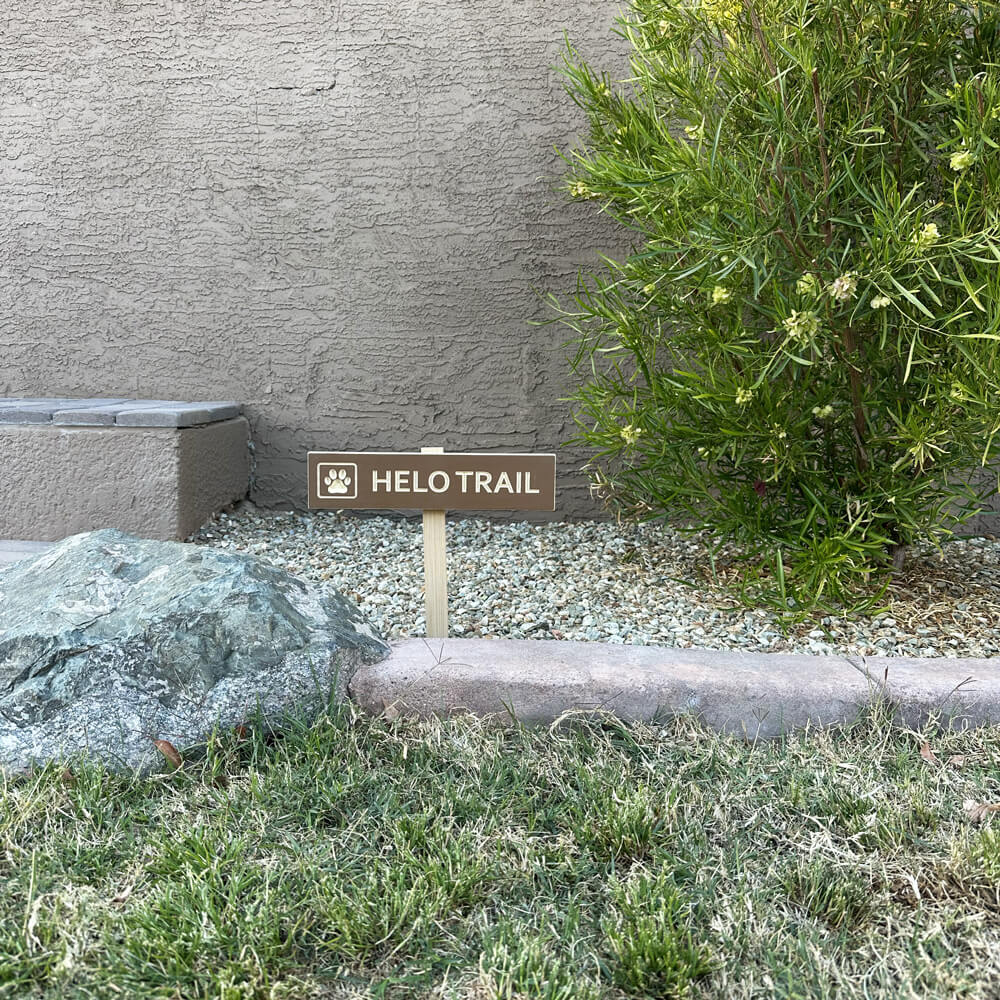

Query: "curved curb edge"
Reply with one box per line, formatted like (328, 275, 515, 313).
(350, 638, 1000, 737)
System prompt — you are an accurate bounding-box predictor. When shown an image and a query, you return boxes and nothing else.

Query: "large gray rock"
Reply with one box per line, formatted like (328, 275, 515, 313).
(0, 529, 389, 773)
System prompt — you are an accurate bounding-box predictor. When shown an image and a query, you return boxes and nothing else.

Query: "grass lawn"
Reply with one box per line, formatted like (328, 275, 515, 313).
(2, 705, 999, 999)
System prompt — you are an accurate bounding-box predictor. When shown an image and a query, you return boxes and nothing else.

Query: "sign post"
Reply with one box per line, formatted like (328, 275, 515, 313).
(307, 449, 556, 637)
(420, 446, 448, 637)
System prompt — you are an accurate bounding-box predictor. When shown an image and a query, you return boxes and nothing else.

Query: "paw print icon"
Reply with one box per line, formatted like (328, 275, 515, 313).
(317, 462, 358, 500)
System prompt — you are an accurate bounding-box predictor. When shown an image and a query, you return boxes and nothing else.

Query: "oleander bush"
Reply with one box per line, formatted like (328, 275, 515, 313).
(552, 0, 1000, 611)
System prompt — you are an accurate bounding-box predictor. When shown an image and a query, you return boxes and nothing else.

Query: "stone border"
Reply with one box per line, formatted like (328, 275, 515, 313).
(0, 398, 242, 428)
(350, 638, 1000, 736)
(0, 558, 995, 736)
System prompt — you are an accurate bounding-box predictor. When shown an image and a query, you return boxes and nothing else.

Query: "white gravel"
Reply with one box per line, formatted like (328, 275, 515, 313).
(192, 505, 1000, 659)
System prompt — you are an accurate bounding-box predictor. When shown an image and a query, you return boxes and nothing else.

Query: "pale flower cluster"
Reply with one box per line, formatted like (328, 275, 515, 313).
(951, 149, 976, 173)
(871, 295, 891, 309)
(796, 273, 821, 297)
(735, 387, 754, 405)
(700, 0, 741, 29)
(711, 285, 731, 305)
(828, 272, 858, 302)
(782, 310, 820, 343)
(951, 149, 976, 172)
(620, 424, 643, 445)
(913, 222, 940, 250)
(569, 180, 590, 198)
(812, 404, 834, 419)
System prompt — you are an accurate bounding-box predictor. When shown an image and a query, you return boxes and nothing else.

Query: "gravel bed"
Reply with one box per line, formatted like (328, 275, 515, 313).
(191, 505, 1000, 659)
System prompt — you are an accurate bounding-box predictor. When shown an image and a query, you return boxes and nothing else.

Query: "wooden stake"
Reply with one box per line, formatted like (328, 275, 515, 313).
(421, 446, 448, 637)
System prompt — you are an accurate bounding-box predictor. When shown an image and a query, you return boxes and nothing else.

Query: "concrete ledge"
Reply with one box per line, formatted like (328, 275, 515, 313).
(0, 418, 250, 541)
(350, 638, 1000, 736)
(0, 540, 57, 566)
(0, 397, 242, 428)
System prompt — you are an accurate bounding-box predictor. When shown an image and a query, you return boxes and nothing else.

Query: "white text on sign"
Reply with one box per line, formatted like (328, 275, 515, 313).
(372, 469, 542, 496)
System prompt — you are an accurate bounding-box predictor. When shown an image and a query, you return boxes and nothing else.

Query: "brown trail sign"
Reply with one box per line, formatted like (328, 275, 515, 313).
(308, 449, 556, 636)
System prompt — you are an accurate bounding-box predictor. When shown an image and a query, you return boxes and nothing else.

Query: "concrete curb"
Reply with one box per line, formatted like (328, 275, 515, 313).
(350, 638, 1000, 737)
(0, 540, 57, 565)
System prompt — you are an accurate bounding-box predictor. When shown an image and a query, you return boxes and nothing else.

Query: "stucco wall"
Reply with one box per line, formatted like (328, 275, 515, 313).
(0, 0, 627, 517)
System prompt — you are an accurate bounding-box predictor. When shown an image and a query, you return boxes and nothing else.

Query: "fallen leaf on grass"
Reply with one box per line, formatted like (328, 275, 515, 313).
(382, 703, 401, 723)
(947, 755, 967, 768)
(963, 799, 1000, 823)
(151, 739, 182, 770)
(896, 871, 921, 905)
(110, 885, 133, 905)
(60, 767, 76, 787)
(920, 742, 940, 765)
(233, 725, 250, 739)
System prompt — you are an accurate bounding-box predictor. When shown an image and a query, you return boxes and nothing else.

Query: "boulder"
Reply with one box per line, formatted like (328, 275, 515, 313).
(0, 529, 389, 774)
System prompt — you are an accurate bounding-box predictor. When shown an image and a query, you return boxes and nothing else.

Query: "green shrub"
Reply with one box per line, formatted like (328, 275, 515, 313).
(553, 0, 1000, 610)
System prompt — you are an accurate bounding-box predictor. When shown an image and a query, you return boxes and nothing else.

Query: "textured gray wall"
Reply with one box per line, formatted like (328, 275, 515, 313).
(0, 1, 627, 516)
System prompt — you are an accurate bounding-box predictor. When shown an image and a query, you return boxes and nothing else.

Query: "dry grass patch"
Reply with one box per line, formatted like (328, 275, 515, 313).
(0, 708, 998, 997)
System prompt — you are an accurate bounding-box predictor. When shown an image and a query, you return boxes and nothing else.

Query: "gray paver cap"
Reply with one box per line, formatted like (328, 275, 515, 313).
(114, 402, 242, 428)
(0, 399, 125, 424)
(50, 400, 135, 425)
(52, 400, 185, 426)
(0, 398, 243, 427)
